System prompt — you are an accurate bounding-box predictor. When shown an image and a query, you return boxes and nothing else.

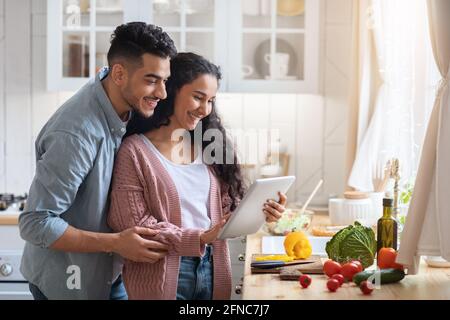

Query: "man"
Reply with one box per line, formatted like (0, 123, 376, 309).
(19, 22, 177, 300)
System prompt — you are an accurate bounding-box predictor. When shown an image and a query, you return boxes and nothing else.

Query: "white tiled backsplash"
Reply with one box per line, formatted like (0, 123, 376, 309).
(216, 93, 343, 204)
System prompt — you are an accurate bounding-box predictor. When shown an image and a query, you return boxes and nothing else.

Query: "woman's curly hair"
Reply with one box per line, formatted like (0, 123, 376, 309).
(126, 52, 246, 211)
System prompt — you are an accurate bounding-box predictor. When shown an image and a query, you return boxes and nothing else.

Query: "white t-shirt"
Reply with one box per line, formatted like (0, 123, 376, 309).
(141, 135, 211, 230)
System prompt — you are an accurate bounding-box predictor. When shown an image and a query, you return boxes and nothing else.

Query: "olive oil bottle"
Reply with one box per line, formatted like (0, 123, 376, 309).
(377, 198, 398, 252)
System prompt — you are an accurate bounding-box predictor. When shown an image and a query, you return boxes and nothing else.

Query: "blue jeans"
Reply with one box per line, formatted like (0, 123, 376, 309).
(28, 275, 128, 300)
(109, 275, 128, 300)
(176, 245, 213, 300)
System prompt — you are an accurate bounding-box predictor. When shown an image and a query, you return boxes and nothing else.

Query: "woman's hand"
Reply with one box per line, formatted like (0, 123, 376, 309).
(200, 214, 231, 245)
(263, 192, 287, 223)
(114, 227, 169, 263)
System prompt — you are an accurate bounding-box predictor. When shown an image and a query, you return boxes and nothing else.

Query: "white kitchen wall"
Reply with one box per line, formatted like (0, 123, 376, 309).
(0, 0, 352, 204)
(0, 0, 4, 192)
(0, 0, 74, 195)
(217, 93, 324, 202)
(322, 0, 352, 198)
(2, 0, 34, 194)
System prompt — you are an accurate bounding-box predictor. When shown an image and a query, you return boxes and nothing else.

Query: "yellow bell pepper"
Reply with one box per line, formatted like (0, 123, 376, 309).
(283, 231, 312, 259)
(254, 255, 295, 262)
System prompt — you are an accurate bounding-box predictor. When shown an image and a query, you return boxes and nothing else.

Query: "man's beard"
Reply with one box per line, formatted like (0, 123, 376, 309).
(129, 102, 146, 118)
(123, 87, 157, 119)
(123, 94, 150, 120)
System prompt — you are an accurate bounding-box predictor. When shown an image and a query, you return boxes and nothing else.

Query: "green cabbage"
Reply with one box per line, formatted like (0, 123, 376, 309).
(325, 221, 376, 268)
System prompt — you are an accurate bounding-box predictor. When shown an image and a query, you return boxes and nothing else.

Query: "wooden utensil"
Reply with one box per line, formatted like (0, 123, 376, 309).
(374, 160, 392, 192)
(279, 260, 325, 280)
(299, 179, 323, 215)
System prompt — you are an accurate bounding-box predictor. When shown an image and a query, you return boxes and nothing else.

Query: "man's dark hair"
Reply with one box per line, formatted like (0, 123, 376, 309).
(107, 22, 177, 67)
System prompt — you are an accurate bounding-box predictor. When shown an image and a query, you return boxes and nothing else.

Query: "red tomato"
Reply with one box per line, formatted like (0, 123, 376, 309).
(360, 280, 374, 295)
(299, 275, 312, 288)
(326, 279, 340, 292)
(340, 262, 360, 281)
(331, 274, 345, 286)
(323, 260, 342, 278)
(377, 248, 404, 270)
(350, 260, 364, 272)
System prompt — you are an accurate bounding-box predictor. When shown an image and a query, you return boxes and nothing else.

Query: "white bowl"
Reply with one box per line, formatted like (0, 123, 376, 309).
(264, 209, 314, 235)
(328, 198, 345, 225)
(329, 197, 374, 226)
(343, 198, 373, 226)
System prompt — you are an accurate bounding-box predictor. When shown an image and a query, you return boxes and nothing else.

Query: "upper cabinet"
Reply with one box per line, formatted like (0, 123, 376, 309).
(47, 0, 320, 93)
(228, 0, 319, 93)
(48, 0, 119, 91)
(146, 0, 229, 87)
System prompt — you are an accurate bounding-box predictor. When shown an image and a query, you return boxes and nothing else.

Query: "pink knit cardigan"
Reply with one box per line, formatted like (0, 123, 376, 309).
(107, 134, 232, 300)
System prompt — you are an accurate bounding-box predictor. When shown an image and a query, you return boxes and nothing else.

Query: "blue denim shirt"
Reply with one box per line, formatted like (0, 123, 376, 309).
(19, 68, 126, 299)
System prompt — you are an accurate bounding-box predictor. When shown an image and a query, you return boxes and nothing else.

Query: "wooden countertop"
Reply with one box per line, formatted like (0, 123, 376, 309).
(242, 214, 450, 300)
(0, 213, 19, 225)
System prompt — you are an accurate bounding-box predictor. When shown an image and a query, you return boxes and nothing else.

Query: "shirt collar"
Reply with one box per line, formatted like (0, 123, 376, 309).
(94, 67, 127, 137)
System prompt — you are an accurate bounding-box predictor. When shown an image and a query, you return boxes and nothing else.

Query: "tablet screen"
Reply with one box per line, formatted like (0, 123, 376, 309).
(218, 176, 295, 239)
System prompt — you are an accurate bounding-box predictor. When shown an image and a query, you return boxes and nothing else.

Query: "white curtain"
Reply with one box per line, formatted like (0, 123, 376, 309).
(345, 0, 380, 186)
(397, 0, 450, 274)
(347, 0, 436, 192)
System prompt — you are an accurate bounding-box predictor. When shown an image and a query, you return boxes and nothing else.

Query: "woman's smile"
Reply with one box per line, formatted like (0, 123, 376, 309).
(187, 110, 203, 122)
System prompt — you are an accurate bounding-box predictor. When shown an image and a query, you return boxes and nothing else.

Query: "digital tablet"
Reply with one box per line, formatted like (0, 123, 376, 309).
(218, 176, 296, 240)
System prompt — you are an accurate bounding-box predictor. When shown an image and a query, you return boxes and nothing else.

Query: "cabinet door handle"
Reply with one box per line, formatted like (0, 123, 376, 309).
(238, 254, 245, 262)
(241, 237, 247, 244)
(235, 284, 242, 295)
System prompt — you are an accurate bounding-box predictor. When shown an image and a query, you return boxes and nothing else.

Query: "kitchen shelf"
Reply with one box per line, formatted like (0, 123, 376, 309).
(48, 0, 320, 93)
(93, 7, 123, 13)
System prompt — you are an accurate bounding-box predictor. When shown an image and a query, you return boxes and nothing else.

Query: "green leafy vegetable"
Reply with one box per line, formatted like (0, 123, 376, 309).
(325, 225, 354, 260)
(325, 222, 377, 268)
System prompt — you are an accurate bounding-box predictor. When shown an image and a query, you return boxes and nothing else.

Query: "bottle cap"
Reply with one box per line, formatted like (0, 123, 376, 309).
(383, 198, 394, 207)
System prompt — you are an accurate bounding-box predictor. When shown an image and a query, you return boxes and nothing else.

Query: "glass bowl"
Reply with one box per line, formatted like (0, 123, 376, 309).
(263, 208, 314, 236)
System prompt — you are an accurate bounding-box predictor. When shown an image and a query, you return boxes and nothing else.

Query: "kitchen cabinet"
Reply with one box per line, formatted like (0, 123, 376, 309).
(227, 0, 319, 93)
(47, 0, 149, 91)
(228, 236, 247, 300)
(47, 0, 320, 93)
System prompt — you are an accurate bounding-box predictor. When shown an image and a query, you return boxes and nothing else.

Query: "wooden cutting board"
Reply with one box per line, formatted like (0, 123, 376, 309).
(279, 260, 325, 280)
(0, 214, 19, 225)
(251, 254, 323, 275)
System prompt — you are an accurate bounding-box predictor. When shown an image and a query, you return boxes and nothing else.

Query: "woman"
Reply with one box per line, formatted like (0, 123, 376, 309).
(107, 52, 287, 300)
